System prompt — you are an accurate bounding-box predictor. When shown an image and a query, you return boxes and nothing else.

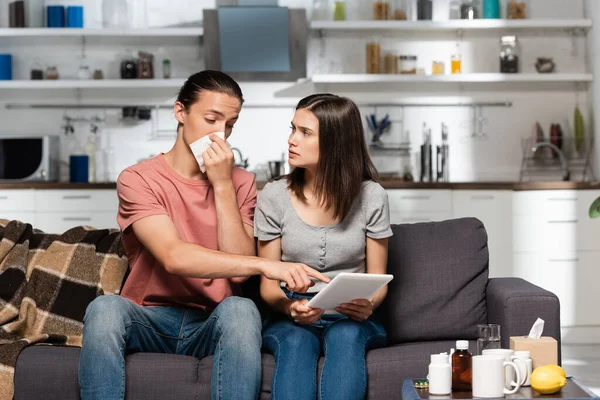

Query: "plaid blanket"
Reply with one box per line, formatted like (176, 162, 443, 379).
(0, 219, 128, 400)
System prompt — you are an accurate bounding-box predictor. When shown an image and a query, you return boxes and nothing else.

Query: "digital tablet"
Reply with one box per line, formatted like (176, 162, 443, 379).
(305, 272, 393, 314)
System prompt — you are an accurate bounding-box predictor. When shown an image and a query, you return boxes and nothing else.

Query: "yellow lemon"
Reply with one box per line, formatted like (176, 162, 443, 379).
(542, 364, 567, 379)
(531, 365, 567, 395)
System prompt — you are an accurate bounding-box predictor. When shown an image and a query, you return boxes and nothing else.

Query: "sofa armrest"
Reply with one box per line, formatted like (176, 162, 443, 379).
(486, 277, 561, 364)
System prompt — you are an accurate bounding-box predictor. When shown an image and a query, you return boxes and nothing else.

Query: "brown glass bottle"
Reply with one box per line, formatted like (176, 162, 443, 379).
(452, 340, 472, 392)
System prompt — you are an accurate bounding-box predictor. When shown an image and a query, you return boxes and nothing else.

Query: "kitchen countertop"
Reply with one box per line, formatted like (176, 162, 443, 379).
(2, 180, 600, 191)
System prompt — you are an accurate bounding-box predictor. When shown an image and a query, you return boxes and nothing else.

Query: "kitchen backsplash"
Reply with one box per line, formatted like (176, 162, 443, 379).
(0, 0, 592, 182)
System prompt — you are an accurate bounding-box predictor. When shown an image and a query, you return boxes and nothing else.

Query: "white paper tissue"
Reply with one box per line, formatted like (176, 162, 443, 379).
(528, 318, 545, 339)
(189, 132, 226, 173)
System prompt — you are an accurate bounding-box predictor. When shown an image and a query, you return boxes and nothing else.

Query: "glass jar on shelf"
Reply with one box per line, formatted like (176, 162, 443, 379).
(432, 61, 445, 75)
(451, 52, 462, 74)
(507, 0, 528, 19)
(137, 51, 154, 79)
(311, 0, 331, 21)
(77, 65, 92, 80)
(162, 59, 171, 79)
(383, 51, 398, 74)
(390, 0, 412, 20)
(45, 66, 59, 80)
(373, 0, 390, 20)
(399, 55, 417, 74)
(120, 49, 138, 79)
(366, 38, 382, 74)
(500, 35, 520, 73)
(449, 0, 461, 19)
(460, 0, 479, 19)
(333, 0, 346, 20)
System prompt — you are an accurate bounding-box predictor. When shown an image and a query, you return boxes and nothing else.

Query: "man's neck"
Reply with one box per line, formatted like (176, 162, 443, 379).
(164, 134, 207, 180)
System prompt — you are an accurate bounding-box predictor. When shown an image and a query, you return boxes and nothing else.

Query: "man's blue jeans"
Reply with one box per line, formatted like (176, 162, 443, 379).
(262, 290, 387, 400)
(78, 295, 262, 400)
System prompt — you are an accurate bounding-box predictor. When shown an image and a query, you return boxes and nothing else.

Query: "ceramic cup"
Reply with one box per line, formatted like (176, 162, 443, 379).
(513, 350, 533, 386)
(473, 355, 522, 398)
(482, 348, 528, 389)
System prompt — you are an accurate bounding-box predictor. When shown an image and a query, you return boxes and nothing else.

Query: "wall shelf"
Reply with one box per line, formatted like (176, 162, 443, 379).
(310, 19, 592, 33)
(274, 73, 592, 96)
(0, 79, 186, 89)
(0, 27, 203, 37)
(309, 73, 593, 84)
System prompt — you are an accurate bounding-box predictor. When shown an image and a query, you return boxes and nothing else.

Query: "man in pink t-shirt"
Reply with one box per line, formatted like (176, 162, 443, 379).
(78, 71, 329, 400)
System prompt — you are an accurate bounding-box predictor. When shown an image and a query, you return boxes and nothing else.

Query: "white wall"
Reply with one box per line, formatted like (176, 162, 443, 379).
(0, 0, 593, 182)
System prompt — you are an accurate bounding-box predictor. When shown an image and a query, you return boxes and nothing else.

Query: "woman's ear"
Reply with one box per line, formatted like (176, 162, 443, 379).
(174, 102, 186, 125)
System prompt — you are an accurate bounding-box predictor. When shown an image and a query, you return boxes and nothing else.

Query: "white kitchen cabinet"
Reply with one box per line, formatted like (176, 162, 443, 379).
(453, 191, 513, 277)
(34, 190, 118, 212)
(513, 190, 600, 342)
(34, 190, 119, 233)
(34, 212, 118, 234)
(0, 189, 36, 226)
(0, 189, 35, 211)
(514, 251, 600, 328)
(0, 212, 36, 226)
(513, 190, 600, 252)
(387, 189, 453, 224)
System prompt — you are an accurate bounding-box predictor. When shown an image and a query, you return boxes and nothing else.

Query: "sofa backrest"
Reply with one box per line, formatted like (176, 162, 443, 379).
(376, 217, 489, 345)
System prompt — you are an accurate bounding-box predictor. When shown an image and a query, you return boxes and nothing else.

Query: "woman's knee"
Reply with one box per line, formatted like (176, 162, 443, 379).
(267, 324, 320, 355)
(324, 319, 368, 346)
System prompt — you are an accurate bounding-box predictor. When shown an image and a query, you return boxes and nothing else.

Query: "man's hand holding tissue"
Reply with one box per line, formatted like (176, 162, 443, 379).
(203, 133, 234, 189)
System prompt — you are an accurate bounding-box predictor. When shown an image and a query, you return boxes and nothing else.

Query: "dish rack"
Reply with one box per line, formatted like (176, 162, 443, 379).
(519, 136, 595, 181)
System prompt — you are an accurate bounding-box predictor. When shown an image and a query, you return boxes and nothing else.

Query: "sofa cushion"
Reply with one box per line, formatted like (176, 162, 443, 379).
(15, 341, 462, 400)
(377, 217, 489, 344)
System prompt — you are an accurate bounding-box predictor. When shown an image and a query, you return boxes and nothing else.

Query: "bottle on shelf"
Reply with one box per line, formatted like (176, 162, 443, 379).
(333, 0, 346, 20)
(162, 59, 171, 79)
(451, 45, 462, 74)
(102, 132, 116, 182)
(366, 38, 382, 74)
(84, 133, 98, 183)
(452, 340, 472, 392)
(311, 0, 332, 21)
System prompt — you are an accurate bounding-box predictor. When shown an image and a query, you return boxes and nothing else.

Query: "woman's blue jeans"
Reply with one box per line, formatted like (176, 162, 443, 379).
(262, 289, 387, 400)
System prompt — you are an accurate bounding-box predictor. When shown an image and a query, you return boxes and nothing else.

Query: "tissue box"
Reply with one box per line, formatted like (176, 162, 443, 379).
(510, 336, 558, 369)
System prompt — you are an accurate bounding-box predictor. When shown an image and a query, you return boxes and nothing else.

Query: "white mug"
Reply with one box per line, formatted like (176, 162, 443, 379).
(482, 348, 528, 388)
(473, 355, 522, 398)
(513, 350, 533, 386)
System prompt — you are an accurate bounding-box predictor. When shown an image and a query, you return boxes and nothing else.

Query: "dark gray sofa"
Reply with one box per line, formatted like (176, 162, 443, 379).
(14, 218, 561, 399)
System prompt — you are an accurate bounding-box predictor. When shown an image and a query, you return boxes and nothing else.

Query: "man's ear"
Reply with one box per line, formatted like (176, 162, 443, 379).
(174, 102, 186, 125)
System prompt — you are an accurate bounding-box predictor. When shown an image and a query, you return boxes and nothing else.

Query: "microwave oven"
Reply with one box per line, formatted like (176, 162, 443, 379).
(0, 135, 60, 181)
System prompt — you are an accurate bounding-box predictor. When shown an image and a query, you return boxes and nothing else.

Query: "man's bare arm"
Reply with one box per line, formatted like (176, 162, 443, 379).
(213, 183, 255, 256)
(131, 214, 330, 290)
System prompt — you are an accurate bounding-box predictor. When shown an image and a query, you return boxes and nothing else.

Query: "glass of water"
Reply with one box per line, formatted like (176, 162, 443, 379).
(476, 324, 501, 355)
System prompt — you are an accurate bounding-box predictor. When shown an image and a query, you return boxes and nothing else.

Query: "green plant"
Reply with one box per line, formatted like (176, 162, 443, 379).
(591, 196, 600, 219)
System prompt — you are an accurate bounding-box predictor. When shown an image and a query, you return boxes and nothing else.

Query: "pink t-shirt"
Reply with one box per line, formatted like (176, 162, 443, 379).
(116, 154, 257, 311)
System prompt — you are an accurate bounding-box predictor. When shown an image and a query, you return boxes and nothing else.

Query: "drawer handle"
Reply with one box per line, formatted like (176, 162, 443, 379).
(400, 196, 431, 200)
(547, 198, 577, 201)
(548, 220, 578, 224)
(470, 195, 495, 200)
(62, 195, 92, 200)
(548, 258, 579, 263)
(62, 217, 92, 222)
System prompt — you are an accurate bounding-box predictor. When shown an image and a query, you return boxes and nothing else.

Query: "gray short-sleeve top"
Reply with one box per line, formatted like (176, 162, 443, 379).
(254, 179, 393, 293)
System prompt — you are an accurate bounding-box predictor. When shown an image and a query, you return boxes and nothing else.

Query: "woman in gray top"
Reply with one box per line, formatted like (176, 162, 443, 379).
(255, 93, 393, 400)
